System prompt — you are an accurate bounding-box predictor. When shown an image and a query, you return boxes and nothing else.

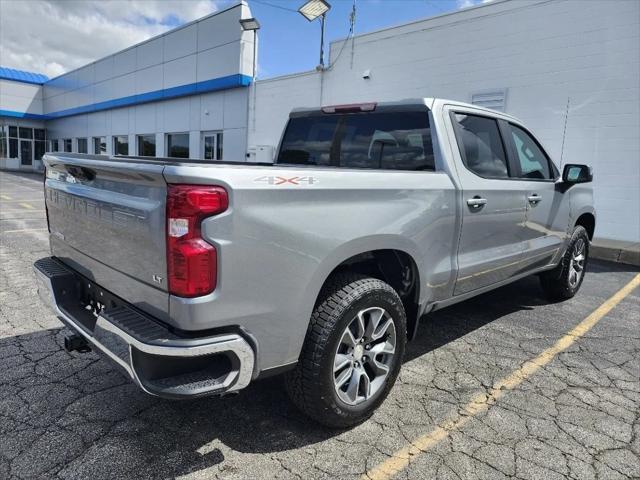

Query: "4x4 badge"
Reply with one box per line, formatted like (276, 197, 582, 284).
(254, 176, 319, 186)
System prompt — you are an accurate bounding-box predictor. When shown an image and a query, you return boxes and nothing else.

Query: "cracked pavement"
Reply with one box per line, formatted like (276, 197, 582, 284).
(1, 170, 639, 479)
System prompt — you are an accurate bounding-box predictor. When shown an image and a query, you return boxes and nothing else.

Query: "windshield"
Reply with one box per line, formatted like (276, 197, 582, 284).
(277, 111, 435, 171)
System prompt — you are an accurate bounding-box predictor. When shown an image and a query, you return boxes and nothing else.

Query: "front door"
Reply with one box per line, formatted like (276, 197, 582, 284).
(446, 108, 527, 295)
(20, 140, 32, 166)
(502, 122, 568, 270)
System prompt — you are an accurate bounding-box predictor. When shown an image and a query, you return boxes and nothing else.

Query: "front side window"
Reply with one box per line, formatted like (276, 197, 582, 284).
(63, 139, 72, 152)
(113, 136, 128, 155)
(166, 133, 189, 158)
(509, 124, 553, 180)
(452, 113, 509, 178)
(93, 137, 106, 154)
(137, 135, 156, 157)
(77, 138, 88, 154)
(277, 111, 435, 171)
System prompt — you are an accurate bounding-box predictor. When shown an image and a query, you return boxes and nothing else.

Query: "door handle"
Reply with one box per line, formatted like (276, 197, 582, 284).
(527, 194, 542, 204)
(467, 197, 487, 209)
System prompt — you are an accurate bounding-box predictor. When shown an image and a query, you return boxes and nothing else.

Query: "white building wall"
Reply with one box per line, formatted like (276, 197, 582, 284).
(46, 88, 249, 160)
(0, 79, 43, 115)
(44, 2, 254, 160)
(249, 0, 640, 242)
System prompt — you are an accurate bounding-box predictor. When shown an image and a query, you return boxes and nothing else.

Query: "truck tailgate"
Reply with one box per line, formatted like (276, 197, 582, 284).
(43, 154, 169, 320)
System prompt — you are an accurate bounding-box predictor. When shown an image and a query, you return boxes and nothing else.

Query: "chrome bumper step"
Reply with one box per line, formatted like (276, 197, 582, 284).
(34, 257, 255, 399)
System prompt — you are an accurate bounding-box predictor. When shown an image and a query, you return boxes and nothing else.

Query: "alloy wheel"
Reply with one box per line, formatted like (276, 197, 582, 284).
(568, 238, 586, 288)
(333, 307, 396, 406)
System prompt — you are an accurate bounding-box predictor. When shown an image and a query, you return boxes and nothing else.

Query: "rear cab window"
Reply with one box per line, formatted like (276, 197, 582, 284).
(277, 108, 435, 171)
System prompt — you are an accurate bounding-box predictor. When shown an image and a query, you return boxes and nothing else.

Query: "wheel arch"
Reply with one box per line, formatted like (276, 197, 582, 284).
(575, 212, 595, 240)
(306, 237, 423, 342)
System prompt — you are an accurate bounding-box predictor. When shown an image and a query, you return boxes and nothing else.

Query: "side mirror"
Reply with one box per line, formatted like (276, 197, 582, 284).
(562, 164, 592, 184)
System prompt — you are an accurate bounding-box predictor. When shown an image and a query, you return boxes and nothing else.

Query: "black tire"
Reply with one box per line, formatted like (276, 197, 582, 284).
(285, 273, 407, 428)
(539, 225, 589, 301)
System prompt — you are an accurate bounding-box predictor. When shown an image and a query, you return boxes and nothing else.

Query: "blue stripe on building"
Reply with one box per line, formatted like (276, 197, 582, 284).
(3, 74, 252, 120)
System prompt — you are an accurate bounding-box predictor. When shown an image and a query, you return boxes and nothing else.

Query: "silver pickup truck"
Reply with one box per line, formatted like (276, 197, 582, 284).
(34, 98, 594, 428)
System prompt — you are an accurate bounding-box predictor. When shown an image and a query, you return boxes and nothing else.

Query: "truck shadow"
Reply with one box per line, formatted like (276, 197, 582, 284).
(1, 261, 634, 478)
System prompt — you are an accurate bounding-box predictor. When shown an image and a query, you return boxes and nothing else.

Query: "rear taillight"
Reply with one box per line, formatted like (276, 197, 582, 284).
(166, 184, 228, 297)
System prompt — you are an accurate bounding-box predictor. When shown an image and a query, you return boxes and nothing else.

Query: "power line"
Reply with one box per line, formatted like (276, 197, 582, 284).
(251, 0, 298, 13)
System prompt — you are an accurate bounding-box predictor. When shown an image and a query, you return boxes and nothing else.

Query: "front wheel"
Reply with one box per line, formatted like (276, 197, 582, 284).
(285, 274, 407, 428)
(539, 225, 589, 301)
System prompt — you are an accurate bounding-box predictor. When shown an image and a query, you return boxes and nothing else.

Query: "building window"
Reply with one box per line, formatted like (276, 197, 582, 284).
(0, 126, 7, 158)
(9, 139, 18, 158)
(19, 127, 33, 139)
(166, 133, 189, 158)
(34, 128, 46, 141)
(63, 139, 72, 152)
(93, 137, 106, 154)
(50, 139, 58, 152)
(137, 135, 156, 157)
(34, 141, 46, 161)
(77, 138, 88, 154)
(113, 136, 128, 156)
(202, 131, 223, 160)
(471, 89, 507, 113)
(9, 127, 18, 158)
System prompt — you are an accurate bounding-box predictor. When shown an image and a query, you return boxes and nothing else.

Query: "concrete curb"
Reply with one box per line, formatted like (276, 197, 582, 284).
(591, 240, 640, 267)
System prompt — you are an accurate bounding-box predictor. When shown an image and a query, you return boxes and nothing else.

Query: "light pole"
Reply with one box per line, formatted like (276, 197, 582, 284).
(239, 17, 261, 81)
(239, 17, 261, 155)
(298, 0, 332, 68)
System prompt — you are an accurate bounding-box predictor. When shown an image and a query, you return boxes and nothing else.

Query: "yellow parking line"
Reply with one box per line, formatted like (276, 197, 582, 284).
(363, 273, 640, 480)
(0, 194, 11, 200)
(1, 228, 48, 234)
(19, 203, 35, 209)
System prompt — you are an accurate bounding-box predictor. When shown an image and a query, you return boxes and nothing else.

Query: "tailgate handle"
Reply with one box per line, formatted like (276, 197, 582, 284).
(66, 165, 96, 182)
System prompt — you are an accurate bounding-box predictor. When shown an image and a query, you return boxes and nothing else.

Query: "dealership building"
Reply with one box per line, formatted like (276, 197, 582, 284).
(0, 0, 638, 245)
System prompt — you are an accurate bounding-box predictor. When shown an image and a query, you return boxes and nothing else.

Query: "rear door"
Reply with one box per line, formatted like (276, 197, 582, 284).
(502, 122, 568, 269)
(447, 108, 527, 295)
(44, 154, 169, 320)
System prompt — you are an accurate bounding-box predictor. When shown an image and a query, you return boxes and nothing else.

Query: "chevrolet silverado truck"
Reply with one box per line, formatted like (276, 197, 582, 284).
(34, 98, 595, 428)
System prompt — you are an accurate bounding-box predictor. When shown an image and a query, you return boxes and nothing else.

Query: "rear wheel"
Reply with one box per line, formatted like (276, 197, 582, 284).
(285, 273, 406, 428)
(539, 225, 589, 300)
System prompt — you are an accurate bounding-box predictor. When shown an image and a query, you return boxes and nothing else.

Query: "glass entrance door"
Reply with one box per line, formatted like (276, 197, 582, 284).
(20, 140, 33, 166)
(201, 131, 223, 161)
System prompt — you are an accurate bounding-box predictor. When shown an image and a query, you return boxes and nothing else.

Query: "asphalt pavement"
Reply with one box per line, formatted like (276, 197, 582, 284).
(0, 170, 638, 480)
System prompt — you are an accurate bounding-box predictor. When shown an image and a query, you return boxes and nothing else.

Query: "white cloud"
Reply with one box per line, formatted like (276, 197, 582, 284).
(0, 0, 222, 78)
(457, 0, 494, 9)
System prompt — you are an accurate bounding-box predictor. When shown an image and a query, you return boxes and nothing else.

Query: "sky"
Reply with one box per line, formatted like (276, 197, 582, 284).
(0, 0, 490, 80)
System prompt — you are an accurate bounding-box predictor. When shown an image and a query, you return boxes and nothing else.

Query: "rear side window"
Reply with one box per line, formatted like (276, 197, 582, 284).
(277, 111, 435, 171)
(452, 113, 509, 178)
(508, 124, 553, 180)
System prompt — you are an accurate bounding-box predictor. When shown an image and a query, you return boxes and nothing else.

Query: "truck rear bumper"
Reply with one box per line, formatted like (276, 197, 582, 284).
(33, 257, 255, 399)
